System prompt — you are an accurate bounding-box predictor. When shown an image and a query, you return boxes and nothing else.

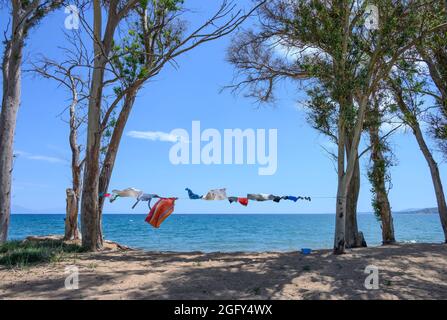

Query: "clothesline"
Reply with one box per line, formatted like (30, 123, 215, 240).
(99, 187, 339, 229)
(101, 187, 333, 208)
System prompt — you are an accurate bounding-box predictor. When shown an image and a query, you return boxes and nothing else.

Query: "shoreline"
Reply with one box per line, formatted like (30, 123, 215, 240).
(6, 234, 443, 254)
(1, 242, 446, 299)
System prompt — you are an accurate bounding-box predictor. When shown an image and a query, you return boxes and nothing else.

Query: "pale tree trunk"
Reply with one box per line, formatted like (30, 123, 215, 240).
(81, 0, 105, 251)
(334, 114, 347, 254)
(368, 119, 395, 244)
(334, 95, 369, 254)
(334, 175, 348, 254)
(98, 93, 136, 215)
(345, 138, 367, 248)
(345, 158, 367, 247)
(65, 97, 82, 240)
(80, 0, 120, 251)
(65, 188, 79, 240)
(393, 84, 447, 243)
(0, 5, 25, 243)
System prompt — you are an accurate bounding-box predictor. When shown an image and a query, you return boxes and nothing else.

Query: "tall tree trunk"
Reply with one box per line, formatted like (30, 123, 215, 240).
(0, 6, 25, 243)
(334, 95, 369, 254)
(368, 118, 395, 245)
(80, 0, 120, 251)
(65, 97, 81, 240)
(334, 113, 347, 254)
(81, 0, 105, 251)
(345, 137, 367, 248)
(393, 84, 447, 243)
(98, 93, 136, 215)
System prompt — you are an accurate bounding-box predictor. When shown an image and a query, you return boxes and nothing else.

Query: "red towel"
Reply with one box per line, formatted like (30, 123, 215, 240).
(145, 198, 177, 228)
(238, 197, 249, 206)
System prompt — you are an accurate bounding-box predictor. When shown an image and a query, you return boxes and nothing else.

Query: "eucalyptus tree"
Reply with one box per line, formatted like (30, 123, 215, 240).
(227, 0, 441, 253)
(387, 62, 447, 242)
(0, 0, 63, 243)
(305, 86, 366, 248)
(365, 92, 396, 244)
(79, 0, 262, 251)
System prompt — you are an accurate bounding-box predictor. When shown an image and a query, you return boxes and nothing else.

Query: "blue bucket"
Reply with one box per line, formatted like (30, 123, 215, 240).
(301, 248, 312, 255)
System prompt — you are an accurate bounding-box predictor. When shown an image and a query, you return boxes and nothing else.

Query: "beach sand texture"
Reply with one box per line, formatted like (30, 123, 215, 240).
(1, 243, 446, 300)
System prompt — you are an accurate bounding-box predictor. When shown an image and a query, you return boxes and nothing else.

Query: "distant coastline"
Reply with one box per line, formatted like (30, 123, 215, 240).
(395, 208, 439, 215)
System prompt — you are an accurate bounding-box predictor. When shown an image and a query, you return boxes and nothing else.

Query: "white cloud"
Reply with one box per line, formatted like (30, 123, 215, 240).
(14, 150, 67, 164)
(27, 155, 66, 163)
(127, 130, 188, 143)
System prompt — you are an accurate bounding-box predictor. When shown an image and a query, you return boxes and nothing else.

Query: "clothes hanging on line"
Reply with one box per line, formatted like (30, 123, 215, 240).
(99, 192, 111, 198)
(247, 193, 279, 201)
(228, 197, 238, 203)
(281, 196, 298, 202)
(132, 193, 160, 209)
(281, 196, 312, 202)
(110, 188, 143, 203)
(145, 197, 177, 228)
(238, 197, 249, 206)
(228, 197, 249, 206)
(203, 188, 227, 200)
(185, 188, 203, 199)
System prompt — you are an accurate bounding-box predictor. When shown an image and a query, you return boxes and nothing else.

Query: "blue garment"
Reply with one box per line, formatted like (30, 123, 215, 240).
(185, 188, 203, 200)
(281, 196, 311, 202)
(282, 196, 299, 202)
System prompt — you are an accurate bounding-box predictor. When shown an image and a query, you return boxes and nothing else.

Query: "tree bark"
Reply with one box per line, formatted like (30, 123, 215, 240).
(98, 93, 136, 215)
(345, 136, 367, 248)
(368, 119, 395, 245)
(81, 0, 106, 251)
(65, 188, 80, 240)
(0, 4, 25, 243)
(334, 95, 369, 254)
(334, 175, 348, 254)
(334, 111, 347, 254)
(65, 95, 82, 240)
(80, 0, 120, 251)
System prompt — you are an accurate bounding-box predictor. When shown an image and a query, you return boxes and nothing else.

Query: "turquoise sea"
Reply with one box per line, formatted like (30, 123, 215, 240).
(8, 213, 445, 252)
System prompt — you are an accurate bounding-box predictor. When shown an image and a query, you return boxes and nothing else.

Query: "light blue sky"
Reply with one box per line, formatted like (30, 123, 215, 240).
(2, 1, 446, 214)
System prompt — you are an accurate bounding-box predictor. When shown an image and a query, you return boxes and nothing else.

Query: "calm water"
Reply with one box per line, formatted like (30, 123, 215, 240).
(8, 214, 445, 252)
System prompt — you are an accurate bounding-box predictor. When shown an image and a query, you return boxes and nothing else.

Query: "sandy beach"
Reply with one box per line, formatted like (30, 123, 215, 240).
(0, 243, 446, 300)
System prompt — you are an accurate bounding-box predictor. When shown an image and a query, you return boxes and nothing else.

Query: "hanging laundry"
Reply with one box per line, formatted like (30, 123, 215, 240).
(132, 193, 159, 209)
(185, 188, 203, 200)
(281, 196, 299, 202)
(112, 188, 143, 198)
(110, 188, 143, 203)
(281, 196, 312, 202)
(238, 197, 249, 206)
(145, 198, 177, 228)
(247, 194, 277, 201)
(203, 188, 227, 200)
(228, 197, 238, 204)
(99, 192, 111, 198)
(228, 197, 249, 206)
(109, 194, 120, 203)
(272, 196, 282, 203)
